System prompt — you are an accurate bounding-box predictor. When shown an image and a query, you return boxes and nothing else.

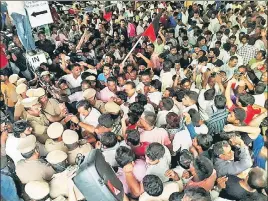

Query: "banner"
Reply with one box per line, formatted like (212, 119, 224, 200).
(25, 1, 53, 28)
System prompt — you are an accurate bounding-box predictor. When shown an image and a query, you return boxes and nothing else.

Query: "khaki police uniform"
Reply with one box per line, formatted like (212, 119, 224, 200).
(21, 97, 50, 144)
(14, 99, 27, 120)
(16, 159, 55, 184)
(67, 142, 93, 165)
(33, 88, 63, 119)
(14, 83, 28, 120)
(45, 140, 68, 153)
(26, 112, 50, 144)
(45, 122, 68, 153)
(94, 100, 106, 113)
(15, 135, 55, 184)
(47, 150, 84, 200)
(62, 130, 93, 165)
(83, 88, 106, 113)
(105, 101, 122, 137)
(25, 180, 67, 201)
(49, 167, 85, 200)
(43, 98, 62, 118)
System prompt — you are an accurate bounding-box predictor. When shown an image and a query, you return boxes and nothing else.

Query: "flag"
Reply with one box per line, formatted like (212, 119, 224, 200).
(103, 11, 112, 21)
(142, 11, 162, 43)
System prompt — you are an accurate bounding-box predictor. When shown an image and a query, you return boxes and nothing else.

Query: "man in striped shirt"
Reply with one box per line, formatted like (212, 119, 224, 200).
(206, 95, 228, 136)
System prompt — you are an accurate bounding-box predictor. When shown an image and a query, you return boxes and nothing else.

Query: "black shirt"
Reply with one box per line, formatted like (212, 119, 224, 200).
(35, 39, 55, 57)
(211, 59, 224, 68)
(219, 175, 256, 200)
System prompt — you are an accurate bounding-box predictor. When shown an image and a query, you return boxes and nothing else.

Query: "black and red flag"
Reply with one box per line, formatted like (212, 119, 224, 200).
(142, 11, 163, 43)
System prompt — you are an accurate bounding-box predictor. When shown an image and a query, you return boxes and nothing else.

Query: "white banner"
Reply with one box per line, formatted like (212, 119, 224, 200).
(26, 52, 47, 70)
(25, 1, 53, 28)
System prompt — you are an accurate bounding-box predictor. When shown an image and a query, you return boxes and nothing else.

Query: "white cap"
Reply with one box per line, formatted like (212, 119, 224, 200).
(9, 74, 19, 84)
(40, 71, 50, 77)
(17, 135, 36, 154)
(104, 101, 120, 114)
(34, 88, 46, 98)
(46, 150, 67, 164)
(25, 181, 50, 200)
(17, 78, 27, 85)
(21, 97, 39, 108)
(47, 122, 64, 139)
(16, 83, 27, 94)
(62, 129, 79, 145)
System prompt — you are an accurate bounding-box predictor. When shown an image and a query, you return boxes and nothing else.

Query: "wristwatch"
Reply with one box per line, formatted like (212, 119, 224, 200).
(213, 186, 221, 193)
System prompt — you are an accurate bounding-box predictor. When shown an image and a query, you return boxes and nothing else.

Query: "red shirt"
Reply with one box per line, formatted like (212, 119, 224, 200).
(127, 124, 137, 130)
(132, 142, 150, 158)
(229, 104, 261, 125)
(0, 44, 8, 69)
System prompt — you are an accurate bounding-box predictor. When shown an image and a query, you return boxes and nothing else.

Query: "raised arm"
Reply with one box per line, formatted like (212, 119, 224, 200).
(158, 28, 166, 44)
(224, 124, 260, 140)
(136, 53, 153, 68)
(249, 112, 267, 127)
(225, 79, 236, 109)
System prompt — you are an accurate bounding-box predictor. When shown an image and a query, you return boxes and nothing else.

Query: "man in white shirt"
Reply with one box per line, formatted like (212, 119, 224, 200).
(182, 90, 199, 112)
(160, 60, 174, 92)
(145, 143, 171, 182)
(61, 63, 82, 88)
(208, 12, 220, 34)
(253, 83, 266, 107)
(136, 20, 144, 35)
(96, 132, 120, 167)
(125, 81, 137, 104)
(6, 120, 48, 165)
(76, 100, 101, 132)
(221, 56, 239, 81)
(147, 80, 162, 106)
(58, 79, 83, 103)
(68, 100, 100, 139)
(198, 88, 215, 121)
(156, 98, 174, 128)
(173, 128, 192, 152)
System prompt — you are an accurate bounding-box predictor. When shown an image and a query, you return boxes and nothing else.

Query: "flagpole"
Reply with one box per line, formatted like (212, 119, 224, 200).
(121, 36, 143, 65)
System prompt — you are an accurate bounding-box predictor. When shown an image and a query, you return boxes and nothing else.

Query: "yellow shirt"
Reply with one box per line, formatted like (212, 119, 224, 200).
(154, 42, 165, 55)
(184, 1, 193, 8)
(1, 82, 17, 107)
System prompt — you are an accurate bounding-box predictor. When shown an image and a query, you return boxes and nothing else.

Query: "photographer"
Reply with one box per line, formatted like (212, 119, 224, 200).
(7, 35, 33, 80)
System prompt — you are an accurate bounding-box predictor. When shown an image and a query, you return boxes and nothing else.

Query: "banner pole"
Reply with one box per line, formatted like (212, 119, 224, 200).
(121, 36, 143, 65)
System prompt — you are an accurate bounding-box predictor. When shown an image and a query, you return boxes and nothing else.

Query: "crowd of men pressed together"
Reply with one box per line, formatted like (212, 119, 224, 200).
(0, 1, 268, 201)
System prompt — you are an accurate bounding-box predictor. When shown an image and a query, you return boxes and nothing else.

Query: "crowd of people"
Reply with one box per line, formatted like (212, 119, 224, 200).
(0, 1, 268, 201)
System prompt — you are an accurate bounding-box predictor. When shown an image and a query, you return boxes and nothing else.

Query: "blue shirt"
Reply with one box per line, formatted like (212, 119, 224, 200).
(97, 73, 107, 83)
(169, 16, 177, 28)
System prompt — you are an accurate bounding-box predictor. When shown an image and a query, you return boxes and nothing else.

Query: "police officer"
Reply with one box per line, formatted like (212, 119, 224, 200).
(33, 88, 66, 122)
(83, 88, 106, 113)
(14, 83, 28, 121)
(25, 180, 67, 201)
(104, 101, 122, 137)
(62, 129, 93, 165)
(15, 135, 55, 184)
(21, 97, 49, 144)
(45, 122, 68, 153)
(46, 150, 84, 200)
